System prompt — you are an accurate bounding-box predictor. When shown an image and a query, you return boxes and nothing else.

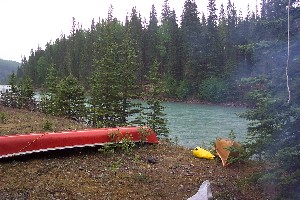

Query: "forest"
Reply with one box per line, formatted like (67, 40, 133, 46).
(5, 0, 300, 198)
(15, 0, 299, 103)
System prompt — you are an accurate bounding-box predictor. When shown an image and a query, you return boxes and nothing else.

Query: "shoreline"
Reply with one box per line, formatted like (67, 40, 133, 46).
(158, 97, 250, 108)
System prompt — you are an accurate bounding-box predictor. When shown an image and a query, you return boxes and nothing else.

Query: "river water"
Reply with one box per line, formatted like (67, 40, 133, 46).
(2, 86, 248, 149)
(162, 102, 248, 148)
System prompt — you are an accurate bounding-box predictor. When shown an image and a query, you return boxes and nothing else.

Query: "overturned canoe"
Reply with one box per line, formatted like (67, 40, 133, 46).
(215, 138, 242, 167)
(0, 127, 158, 159)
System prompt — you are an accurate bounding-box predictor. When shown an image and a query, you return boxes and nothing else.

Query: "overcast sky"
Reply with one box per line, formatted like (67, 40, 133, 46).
(0, 0, 257, 62)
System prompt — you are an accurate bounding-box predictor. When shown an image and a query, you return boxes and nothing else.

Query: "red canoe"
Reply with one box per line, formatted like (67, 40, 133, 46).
(0, 127, 158, 159)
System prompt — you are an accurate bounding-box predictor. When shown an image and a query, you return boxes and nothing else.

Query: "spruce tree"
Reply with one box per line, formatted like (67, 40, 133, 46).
(154, 1, 183, 98)
(0, 73, 19, 108)
(36, 56, 47, 86)
(143, 59, 169, 138)
(81, 18, 97, 88)
(223, 0, 239, 74)
(18, 76, 35, 110)
(240, 76, 300, 199)
(39, 66, 58, 115)
(126, 7, 144, 84)
(88, 12, 125, 127)
(118, 33, 141, 125)
(206, 0, 223, 75)
(181, 0, 202, 94)
(144, 4, 159, 78)
(89, 42, 123, 127)
(55, 75, 86, 121)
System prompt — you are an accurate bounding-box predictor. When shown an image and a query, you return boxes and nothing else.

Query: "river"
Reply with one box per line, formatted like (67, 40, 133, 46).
(163, 102, 248, 148)
(2, 86, 248, 149)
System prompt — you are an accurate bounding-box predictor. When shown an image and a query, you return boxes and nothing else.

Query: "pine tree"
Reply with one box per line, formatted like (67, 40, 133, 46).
(89, 41, 123, 127)
(56, 34, 69, 78)
(18, 76, 35, 110)
(26, 49, 38, 87)
(45, 66, 58, 94)
(0, 73, 35, 110)
(88, 12, 126, 127)
(81, 18, 97, 88)
(206, 0, 221, 73)
(66, 17, 87, 81)
(259, 0, 290, 40)
(162, 9, 182, 79)
(261, 0, 267, 20)
(118, 33, 141, 125)
(39, 65, 59, 115)
(240, 76, 300, 199)
(143, 59, 169, 138)
(144, 4, 159, 78)
(181, 0, 202, 94)
(0, 73, 19, 108)
(126, 7, 144, 84)
(36, 56, 47, 86)
(55, 75, 86, 121)
(221, 0, 239, 75)
(218, 3, 227, 74)
(8, 73, 18, 94)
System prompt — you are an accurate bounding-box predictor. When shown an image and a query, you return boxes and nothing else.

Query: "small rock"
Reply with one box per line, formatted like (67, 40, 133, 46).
(147, 156, 157, 164)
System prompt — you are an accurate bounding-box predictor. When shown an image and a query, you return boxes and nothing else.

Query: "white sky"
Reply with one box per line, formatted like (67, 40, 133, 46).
(0, 0, 256, 62)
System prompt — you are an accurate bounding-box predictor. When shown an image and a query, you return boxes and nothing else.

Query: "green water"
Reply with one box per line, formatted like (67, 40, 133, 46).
(162, 102, 248, 148)
(32, 93, 248, 148)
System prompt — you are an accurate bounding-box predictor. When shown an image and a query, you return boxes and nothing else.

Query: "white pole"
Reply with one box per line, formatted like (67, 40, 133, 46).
(286, 0, 291, 104)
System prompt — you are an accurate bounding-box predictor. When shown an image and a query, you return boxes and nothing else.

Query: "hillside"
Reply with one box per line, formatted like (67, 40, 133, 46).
(0, 58, 20, 84)
(0, 106, 274, 199)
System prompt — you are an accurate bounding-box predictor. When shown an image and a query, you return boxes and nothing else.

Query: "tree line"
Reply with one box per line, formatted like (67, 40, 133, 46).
(15, 0, 299, 102)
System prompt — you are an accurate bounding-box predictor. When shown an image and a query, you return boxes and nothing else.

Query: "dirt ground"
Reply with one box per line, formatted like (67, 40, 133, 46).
(0, 106, 272, 199)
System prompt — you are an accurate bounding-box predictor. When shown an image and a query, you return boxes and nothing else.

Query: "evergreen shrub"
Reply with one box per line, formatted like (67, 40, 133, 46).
(199, 77, 228, 103)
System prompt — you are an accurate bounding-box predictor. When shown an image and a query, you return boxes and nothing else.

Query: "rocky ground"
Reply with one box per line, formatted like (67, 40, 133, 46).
(0, 106, 272, 199)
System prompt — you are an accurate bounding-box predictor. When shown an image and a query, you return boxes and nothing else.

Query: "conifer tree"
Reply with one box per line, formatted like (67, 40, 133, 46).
(39, 66, 59, 115)
(18, 76, 35, 110)
(26, 49, 38, 87)
(206, 0, 222, 74)
(143, 59, 169, 138)
(218, 3, 227, 72)
(0, 74, 35, 110)
(157, 1, 183, 97)
(89, 41, 123, 127)
(0, 73, 19, 108)
(144, 4, 159, 77)
(88, 11, 126, 127)
(36, 56, 47, 86)
(81, 18, 97, 88)
(118, 33, 141, 125)
(8, 73, 18, 94)
(164, 10, 182, 79)
(55, 75, 86, 121)
(181, 0, 202, 94)
(221, 0, 238, 74)
(57, 34, 69, 78)
(240, 76, 300, 199)
(126, 7, 144, 84)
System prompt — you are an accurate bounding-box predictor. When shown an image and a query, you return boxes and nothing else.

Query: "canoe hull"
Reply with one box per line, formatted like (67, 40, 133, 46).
(0, 127, 158, 159)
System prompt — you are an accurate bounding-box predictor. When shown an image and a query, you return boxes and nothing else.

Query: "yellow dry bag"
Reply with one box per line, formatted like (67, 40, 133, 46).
(193, 147, 215, 160)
